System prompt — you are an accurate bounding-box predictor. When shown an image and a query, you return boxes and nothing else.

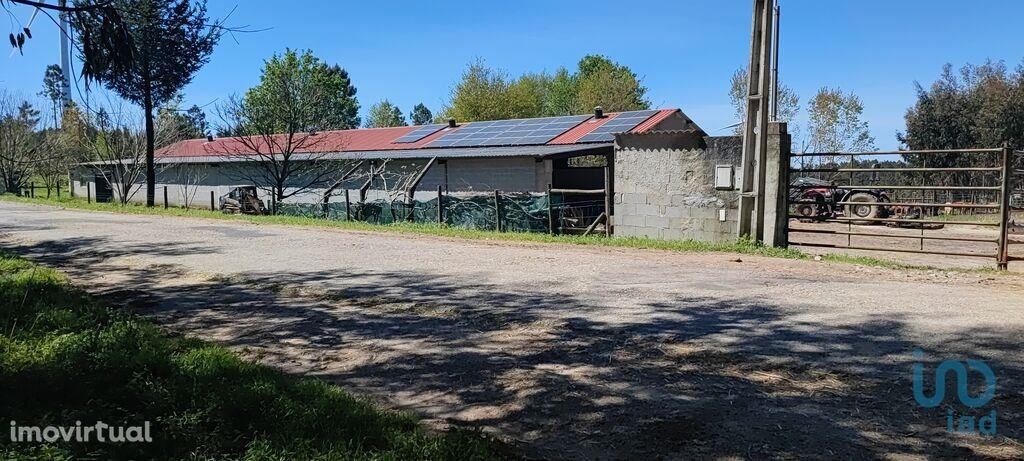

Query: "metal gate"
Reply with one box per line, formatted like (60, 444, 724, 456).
(785, 146, 1019, 270)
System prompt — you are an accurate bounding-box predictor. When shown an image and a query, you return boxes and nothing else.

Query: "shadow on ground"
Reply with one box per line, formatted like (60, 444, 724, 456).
(4, 235, 1023, 460)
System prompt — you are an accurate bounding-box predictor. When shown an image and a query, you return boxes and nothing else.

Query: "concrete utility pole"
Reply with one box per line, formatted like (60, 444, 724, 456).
(58, 0, 73, 105)
(737, 0, 778, 241)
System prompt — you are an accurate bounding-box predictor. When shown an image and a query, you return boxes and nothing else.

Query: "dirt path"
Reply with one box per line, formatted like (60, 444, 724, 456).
(3, 201, 1024, 460)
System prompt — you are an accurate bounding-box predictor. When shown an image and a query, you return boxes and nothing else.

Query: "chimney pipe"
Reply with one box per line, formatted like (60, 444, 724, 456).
(594, 106, 604, 119)
(448, 118, 457, 128)
(206, 134, 214, 142)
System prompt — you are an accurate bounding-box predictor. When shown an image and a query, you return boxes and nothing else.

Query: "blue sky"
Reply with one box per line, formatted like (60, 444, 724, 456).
(2, 0, 1022, 149)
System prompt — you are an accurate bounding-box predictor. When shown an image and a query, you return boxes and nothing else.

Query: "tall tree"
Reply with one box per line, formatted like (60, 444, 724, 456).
(86, 106, 181, 205)
(217, 49, 360, 206)
(0, 93, 44, 194)
(324, 64, 361, 129)
(365, 100, 407, 128)
(72, 0, 222, 207)
(573, 55, 650, 113)
(40, 64, 65, 128)
(901, 61, 1024, 151)
(544, 67, 577, 116)
(184, 105, 208, 138)
(441, 56, 651, 122)
(728, 66, 800, 135)
(39, 102, 89, 196)
(442, 59, 512, 122)
(506, 72, 551, 119)
(804, 87, 875, 155)
(157, 95, 208, 139)
(409, 103, 432, 125)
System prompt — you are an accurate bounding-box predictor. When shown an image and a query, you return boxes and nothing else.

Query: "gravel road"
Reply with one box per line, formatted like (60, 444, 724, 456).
(3, 200, 1023, 460)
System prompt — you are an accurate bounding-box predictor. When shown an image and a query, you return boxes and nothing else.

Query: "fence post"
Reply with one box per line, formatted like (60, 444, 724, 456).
(29, 182, 34, 198)
(163, 186, 168, 209)
(56, 182, 60, 199)
(997, 143, 1012, 270)
(87, 183, 91, 203)
(437, 185, 443, 225)
(494, 190, 502, 232)
(210, 190, 215, 211)
(344, 189, 351, 221)
(547, 184, 554, 235)
(603, 165, 612, 237)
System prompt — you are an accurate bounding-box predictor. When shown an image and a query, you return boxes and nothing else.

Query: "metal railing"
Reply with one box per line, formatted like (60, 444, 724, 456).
(786, 146, 1017, 269)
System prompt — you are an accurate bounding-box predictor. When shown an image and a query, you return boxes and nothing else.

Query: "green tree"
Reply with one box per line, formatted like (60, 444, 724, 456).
(0, 94, 43, 193)
(218, 49, 361, 205)
(40, 64, 65, 128)
(324, 64, 361, 129)
(901, 61, 1024, 151)
(38, 102, 89, 196)
(441, 56, 651, 122)
(365, 100, 407, 128)
(72, 0, 222, 207)
(728, 66, 800, 135)
(184, 105, 208, 137)
(157, 95, 208, 139)
(409, 103, 432, 125)
(573, 55, 650, 113)
(544, 67, 577, 116)
(441, 59, 512, 122)
(805, 87, 875, 154)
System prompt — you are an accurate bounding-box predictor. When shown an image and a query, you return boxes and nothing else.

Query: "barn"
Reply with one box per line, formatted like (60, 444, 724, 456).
(71, 107, 762, 241)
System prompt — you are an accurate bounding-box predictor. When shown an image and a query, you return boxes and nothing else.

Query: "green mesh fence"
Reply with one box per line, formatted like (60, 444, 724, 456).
(276, 193, 552, 233)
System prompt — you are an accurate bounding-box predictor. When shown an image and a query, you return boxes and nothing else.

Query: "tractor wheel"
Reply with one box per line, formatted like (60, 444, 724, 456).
(846, 192, 881, 225)
(796, 204, 817, 222)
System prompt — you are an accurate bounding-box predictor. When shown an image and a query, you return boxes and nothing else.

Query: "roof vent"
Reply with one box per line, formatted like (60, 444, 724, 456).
(448, 118, 457, 128)
(206, 134, 214, 142)
(594, 106, 605, 119)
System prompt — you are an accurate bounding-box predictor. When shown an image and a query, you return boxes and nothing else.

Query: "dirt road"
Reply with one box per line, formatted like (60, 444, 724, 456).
(3, 200, 1023, 460)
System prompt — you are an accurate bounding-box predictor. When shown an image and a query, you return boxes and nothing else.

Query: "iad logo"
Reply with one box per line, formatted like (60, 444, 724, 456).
(912, 349, 997, 436)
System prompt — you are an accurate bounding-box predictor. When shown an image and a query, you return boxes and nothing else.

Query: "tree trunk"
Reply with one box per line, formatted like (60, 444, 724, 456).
(144, 92, 156, 207)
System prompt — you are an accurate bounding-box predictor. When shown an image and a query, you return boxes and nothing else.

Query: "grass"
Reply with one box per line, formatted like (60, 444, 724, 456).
(0, 252, 510, 460)
(2, 194, 997, 273)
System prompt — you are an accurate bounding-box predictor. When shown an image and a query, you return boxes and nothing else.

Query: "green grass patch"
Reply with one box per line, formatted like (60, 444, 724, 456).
(0, 252, 510, 460)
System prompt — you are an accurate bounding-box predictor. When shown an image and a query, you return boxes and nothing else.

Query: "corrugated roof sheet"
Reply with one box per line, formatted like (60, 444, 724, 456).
(111, 143, 612, 165)
(155, 109, 686, 159)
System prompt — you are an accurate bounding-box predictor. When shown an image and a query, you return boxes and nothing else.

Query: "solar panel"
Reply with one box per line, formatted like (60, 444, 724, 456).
(393, 124, 447, 143)
(427, 114, 590, 148)
(575, 110, 660, 143)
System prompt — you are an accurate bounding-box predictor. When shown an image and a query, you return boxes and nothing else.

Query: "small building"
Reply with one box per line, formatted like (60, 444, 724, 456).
(72, 108, 759, 242)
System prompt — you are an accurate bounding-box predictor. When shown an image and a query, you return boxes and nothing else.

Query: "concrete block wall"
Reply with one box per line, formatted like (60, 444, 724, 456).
(613, 132, 743, 242)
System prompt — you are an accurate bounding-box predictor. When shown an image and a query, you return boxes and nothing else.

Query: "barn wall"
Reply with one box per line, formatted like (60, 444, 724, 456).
(71, 156, 547, 208)
(613, 133, 743, 242)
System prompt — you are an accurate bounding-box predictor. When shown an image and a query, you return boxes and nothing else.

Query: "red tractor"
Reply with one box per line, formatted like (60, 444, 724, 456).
(790, 177, 891, 224)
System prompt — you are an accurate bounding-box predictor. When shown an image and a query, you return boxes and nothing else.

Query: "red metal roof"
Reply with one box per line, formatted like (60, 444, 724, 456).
(157, 109, 686, 159)
(629, 109, 676, 133)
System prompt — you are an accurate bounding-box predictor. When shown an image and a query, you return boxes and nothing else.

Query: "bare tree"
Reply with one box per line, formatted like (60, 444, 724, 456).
(0, 92, 46, 194)
(86, 105, 180, 204)
(217, 94, 356, 213)
(170, 161, 207, 209)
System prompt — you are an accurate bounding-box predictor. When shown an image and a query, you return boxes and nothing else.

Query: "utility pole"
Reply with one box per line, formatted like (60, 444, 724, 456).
(58, 0, 73, 105)
(770, 2, 780, 121)
(737, 0, 778, 241)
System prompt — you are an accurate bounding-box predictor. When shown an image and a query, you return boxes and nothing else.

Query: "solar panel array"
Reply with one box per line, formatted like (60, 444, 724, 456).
(393, 124, 447, 143)
(575, 110, 660, 143)
(426, 115, 590, 148)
